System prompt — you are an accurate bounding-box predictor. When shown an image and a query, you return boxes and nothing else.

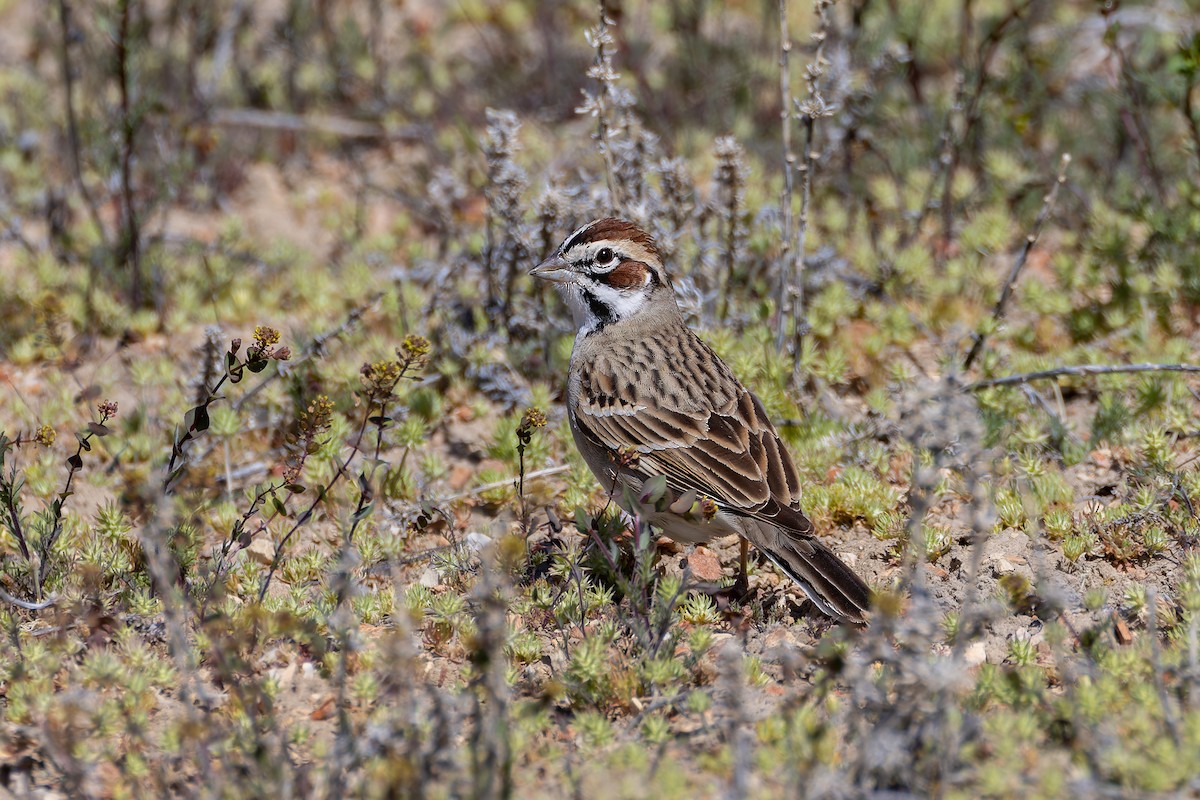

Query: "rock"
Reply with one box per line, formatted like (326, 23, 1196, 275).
(448, 464, 474, 491)
(684, 546, 724, 582)
(964, 641, 987, 667)
(464, 531, 491, 552)
(993, 557, 1017, 576)
(696, 633, 735, 682)
(761, 627, 798, 651)
(656, 536, 684, 554)
(419, 568, 440, 588)
(246, 536, 275, 566)
(758, 627, 802, 666)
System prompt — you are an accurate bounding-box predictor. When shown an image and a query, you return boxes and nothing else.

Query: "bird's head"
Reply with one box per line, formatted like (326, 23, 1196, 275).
(531, 217, 674, 334)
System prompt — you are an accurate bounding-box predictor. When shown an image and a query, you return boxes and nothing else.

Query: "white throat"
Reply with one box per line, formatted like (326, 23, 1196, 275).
(560, 282, 649, 337)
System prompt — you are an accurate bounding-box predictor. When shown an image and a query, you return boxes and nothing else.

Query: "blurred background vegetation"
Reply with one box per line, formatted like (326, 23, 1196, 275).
(2, 0, 1200, 797)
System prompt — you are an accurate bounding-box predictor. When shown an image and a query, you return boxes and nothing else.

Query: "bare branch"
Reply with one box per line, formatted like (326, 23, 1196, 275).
(56, 0, 109, 248)
(1020, 383, 1085, 451)
(208, 107, 427, 141)
(774, 0, 795, 350)
(968, 363, 1200, 391)
(787, 0, 835, 366)
(963, 152, 1070, 371)
(200, 0, 251, 104)
(115, 0, 143, 308)
(908, 0, 1035, 247)
(0, 587, 56, 611)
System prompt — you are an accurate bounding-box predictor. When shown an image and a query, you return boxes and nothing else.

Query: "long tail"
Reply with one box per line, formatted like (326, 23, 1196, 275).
(759, 538, 871, 623)
(743, 514, 871, 623)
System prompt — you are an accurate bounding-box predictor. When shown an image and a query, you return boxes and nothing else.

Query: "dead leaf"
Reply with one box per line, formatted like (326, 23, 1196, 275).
(310, 695, 336, 721)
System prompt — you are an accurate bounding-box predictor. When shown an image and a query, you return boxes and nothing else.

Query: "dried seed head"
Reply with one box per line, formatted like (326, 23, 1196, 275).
(400, 334, 432, 361)
(615, 447, 641, 470)
(253, 325, 281, 349)
(361, 360, 402, 396)
(35, 424, 55, 447)
(521, 407, 547, 431)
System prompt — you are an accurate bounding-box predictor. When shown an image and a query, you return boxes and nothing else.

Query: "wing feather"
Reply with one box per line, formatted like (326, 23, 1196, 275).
(574, 333, 805, 528)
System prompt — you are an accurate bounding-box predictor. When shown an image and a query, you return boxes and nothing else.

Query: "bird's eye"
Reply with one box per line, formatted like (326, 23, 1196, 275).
(596, 247, 615, 264)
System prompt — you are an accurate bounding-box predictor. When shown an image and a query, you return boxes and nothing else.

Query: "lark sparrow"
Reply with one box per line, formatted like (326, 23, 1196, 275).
(531, 218, 871, 623)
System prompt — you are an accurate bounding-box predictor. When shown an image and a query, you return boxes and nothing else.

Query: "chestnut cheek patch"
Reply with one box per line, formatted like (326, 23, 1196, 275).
(604, 260, 649, 290)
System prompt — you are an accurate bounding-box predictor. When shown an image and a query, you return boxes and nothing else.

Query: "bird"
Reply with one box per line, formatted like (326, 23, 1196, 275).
(530, 217, 871, 624)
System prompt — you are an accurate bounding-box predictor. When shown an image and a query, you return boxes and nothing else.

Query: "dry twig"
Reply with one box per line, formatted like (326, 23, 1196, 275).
(787, 0, 836, 365)
(56, 0, 108, 248)
(208, 107, 426, 141)
(968, 362, 1200, 391)
(0, 587, 57, 611)
(963, 152, 1071, 371)
(774, 0, 796, 350)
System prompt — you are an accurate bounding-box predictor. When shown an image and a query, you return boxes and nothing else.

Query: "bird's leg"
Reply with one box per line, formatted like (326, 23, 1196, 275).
(733, 537, 750, 597)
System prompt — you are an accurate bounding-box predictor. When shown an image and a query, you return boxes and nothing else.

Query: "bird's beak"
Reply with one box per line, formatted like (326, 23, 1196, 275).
(530, 254, 576, 284)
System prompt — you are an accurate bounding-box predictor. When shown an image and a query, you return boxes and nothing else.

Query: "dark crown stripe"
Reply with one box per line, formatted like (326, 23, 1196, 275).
(565, 217, 660, 259)
(561, 224, 591, 254)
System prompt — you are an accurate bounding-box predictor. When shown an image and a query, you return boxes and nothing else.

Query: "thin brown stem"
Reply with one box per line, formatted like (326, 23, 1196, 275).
(788, 0, 833, 368)
(345, 399, 392, 548)
(207, 107, 426, 140)
(56, 0, 108, 248)
(434, 464, 569, 505)
(115, 0, 143, 308)
(37, 408, 115, 595)
(938, 0, 975, 252)
(906, 72, 964, 245)
(774, 0, 796, 351)
(790, 112, 815, 371)
(911, 0, 1032, 250)
(258, 361, 416, 601)
(258, 410, 374, 602)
